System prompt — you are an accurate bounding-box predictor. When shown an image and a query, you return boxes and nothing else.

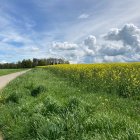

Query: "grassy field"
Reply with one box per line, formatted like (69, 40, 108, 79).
(0, 68, 140, 140)
(0, 69, 24, 76)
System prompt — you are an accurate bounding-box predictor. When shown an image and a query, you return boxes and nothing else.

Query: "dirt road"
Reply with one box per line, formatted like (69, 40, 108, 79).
(0, 69, 30, 90)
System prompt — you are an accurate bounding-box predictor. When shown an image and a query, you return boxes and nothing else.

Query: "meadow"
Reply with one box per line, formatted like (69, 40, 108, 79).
(0, 64, 140, 139)
(0, 69, 23, 76)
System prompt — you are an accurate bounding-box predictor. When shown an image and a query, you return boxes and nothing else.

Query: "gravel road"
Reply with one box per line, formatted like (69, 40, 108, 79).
(0, 69, 30, 90)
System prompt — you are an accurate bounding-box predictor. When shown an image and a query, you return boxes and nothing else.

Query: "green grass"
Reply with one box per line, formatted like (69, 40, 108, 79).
(0, 69, 24, 76)
(0, 68, 140, 140)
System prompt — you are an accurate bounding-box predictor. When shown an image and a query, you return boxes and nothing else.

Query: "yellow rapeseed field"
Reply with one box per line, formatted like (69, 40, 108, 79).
(40, 63, 140, 98)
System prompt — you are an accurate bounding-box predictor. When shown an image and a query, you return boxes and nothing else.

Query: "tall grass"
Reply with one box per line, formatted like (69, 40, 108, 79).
(0, 68, 140, 139)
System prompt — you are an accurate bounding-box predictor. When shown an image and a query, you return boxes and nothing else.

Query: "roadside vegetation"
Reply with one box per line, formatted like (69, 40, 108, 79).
(0, 69, 24, 76)
(0, 67, 139, 140)
(46, 63, 140, 99)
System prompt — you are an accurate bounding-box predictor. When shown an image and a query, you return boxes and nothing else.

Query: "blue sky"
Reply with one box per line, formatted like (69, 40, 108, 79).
(0, 0, 140, 63)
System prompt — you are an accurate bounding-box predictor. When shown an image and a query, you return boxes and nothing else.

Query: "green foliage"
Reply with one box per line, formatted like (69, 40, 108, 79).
(5, 93, 20, 103)
(0, 69, 139, 140)
(31, 85, 47, 97)
(0, 69, 23, 76)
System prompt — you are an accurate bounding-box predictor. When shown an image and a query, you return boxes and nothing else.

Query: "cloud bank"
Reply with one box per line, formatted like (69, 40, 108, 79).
(104, 24, 140, 52)
(51, 24, 140, 63)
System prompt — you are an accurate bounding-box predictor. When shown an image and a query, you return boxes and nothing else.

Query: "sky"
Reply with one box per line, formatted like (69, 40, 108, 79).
(0, 0, 140, 63)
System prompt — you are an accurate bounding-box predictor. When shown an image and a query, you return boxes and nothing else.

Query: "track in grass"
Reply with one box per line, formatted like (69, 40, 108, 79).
(0, 69, 30, 90)
(0, 68, 140, 140)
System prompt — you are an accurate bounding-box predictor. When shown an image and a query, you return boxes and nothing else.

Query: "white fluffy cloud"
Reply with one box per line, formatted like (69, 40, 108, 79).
(99, 42, 131, 56)
(84, 35, 96, 50)
(52, 42, 78, 50)
(104, 24, 140, 52)
(51, 42, 85, 63)
(78, 14, 89, 19)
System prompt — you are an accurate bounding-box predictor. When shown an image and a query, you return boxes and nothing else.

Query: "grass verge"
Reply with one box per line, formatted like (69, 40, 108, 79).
(0, 69, 25, 76)
(0, 68, 139, 140)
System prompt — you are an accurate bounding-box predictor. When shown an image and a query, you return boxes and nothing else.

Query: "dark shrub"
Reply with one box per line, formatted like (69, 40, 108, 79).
(5, 93, 19, 103)
(31, 85, 47, 97)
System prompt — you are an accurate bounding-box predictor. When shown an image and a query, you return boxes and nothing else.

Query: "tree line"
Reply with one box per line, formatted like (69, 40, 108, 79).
(0, 58, 69, 69)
